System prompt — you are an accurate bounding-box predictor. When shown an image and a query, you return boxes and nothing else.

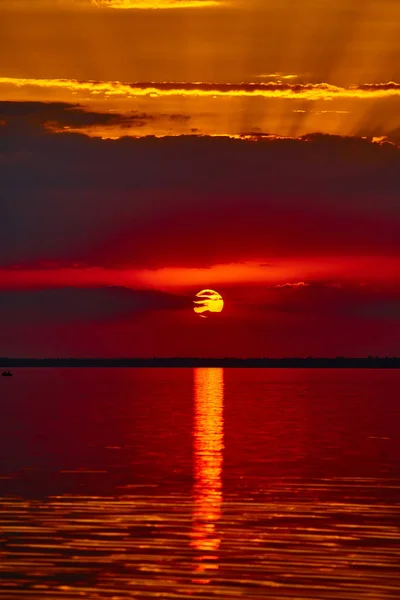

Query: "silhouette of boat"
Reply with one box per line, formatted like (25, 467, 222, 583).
(2, 371, 12, 377)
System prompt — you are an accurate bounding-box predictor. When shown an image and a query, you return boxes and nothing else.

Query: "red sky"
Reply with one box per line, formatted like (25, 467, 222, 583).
(1, 1, 400, 356)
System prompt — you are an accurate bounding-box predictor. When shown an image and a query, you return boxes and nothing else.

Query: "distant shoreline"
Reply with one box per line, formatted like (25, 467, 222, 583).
(1, 358, 399, 368)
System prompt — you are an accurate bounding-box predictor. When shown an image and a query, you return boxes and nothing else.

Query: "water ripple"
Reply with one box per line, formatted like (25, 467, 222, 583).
(0, 480, 399, 600)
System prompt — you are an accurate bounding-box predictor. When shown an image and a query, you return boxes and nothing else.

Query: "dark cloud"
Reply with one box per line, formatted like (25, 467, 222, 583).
(355, 300, 400, 320)
(0, 286, 188, 323)
(1, 282, 399, 358)
(0, 101, 189, 132)
(261, 282, 400, 318)
(5, 79, 398, 97)
(1, 123, 400, 268)
(0, 100, 149, 131)
(358, 82, 400, 92)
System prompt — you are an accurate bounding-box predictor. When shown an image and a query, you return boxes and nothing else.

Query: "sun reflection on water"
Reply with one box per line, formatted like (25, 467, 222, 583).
(191, 368, 224, 583)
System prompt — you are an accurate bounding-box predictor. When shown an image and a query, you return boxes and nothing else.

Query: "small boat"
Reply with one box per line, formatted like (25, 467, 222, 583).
(1, 371, 12, 377)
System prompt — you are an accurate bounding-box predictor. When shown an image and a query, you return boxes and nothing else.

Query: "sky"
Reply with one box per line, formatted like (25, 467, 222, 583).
(1, 0, 400, 357)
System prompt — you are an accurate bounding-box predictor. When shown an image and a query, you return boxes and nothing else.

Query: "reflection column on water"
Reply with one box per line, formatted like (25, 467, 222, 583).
(191, 368, 224, 583)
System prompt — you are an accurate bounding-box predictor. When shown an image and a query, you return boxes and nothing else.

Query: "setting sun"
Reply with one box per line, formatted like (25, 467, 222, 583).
(193, 289, 224, 318)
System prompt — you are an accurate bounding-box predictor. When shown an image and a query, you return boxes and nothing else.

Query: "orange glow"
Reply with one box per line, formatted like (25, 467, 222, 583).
(2, 1, 400, 143)
(193, 289, 224, 317)
(92, 0, 221, 7)
(2, 77, 400, 101)
(191, 368, 224, 580)
(1, 256, 400, 291)
(2, 76, 400, 142)
(132, 257, 400, 289)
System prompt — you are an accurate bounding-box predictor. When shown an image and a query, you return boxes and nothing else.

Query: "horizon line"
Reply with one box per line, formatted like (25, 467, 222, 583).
(2, 357, 400, 369)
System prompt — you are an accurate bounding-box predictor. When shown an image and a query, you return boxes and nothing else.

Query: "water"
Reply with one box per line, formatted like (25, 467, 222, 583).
(0, 368, 399, 599)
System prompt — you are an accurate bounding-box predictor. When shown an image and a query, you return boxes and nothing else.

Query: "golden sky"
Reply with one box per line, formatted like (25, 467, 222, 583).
(1, 0, 399, 141)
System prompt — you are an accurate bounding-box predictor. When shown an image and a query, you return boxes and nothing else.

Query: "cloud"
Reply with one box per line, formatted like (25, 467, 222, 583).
(1, 0, 222, 7)
(2, 257, 400, 292)
(255, 73, 299, 81)
(91, 0, 221, 7)
(2, 77, 400, 101)
(0, 286, 188, 323)
(357, 301, 400, 320)
(272, 282, 309, 289)
(253, 282, 400, 321)
(358, 82, 400, 92)
(1, 126, 400, 270)
(0, 101, 189, 133)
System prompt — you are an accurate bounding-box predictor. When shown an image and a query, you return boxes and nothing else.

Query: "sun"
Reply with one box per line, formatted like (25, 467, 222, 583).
(193, 289, 224, 318)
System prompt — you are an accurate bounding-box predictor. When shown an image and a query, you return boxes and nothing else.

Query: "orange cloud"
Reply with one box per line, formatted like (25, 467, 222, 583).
(273, 282, 309, 289)
(2, 77, 400, 101)
(256, 73, 299, 81)
(91, 0, 221, 7)
(2, 0, 221, 7)
(1, 258, 400, 291)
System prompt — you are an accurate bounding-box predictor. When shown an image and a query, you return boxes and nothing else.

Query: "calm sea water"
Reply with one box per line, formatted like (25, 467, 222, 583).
(0, 368, 399, 599)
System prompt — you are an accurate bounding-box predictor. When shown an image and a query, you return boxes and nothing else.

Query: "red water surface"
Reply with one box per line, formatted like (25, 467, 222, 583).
(0, 368, 399, 599)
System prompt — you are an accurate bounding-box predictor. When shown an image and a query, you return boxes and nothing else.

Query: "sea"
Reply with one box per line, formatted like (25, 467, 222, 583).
(0, 367, 399, 599)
